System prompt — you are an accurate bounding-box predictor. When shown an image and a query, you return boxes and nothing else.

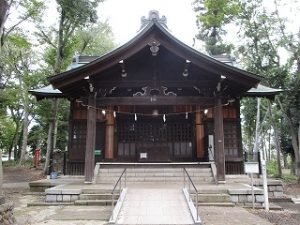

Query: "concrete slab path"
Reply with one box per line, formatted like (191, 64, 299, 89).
(116, 188, 194, 224)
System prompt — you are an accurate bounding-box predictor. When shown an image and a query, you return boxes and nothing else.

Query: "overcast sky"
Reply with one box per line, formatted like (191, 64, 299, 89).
(98, 0, 198, 46)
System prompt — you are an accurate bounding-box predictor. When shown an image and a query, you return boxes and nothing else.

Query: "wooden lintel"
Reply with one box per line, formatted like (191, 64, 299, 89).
(94, 80, 217, 88)
(96, 96, 215, 106)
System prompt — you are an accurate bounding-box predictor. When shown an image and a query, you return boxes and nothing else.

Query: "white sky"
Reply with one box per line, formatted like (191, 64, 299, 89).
(98, 0, 198, 46)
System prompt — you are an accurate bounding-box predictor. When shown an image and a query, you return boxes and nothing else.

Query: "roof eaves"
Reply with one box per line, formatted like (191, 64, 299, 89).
(48, 22, 156, 87)
(153, 21, 263, 83)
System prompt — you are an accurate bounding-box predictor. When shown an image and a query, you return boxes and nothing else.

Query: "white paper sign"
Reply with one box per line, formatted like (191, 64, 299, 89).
(244, 162, 259, 174)
(140, 152, 147, 159)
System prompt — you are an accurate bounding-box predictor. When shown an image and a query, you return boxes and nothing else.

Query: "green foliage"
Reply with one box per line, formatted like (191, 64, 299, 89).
(267, 160, 280, 178)
(281, 174, 297, 183)
(241, 98, 257, 151)
(56, 0, 102, 25)
(0, 116, 16, 152)
(75, 21, 115, 55)
(193, 0, 241, 54)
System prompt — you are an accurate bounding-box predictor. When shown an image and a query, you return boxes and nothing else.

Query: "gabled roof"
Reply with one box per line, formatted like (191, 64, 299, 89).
(28, 85, 65, 100)
(48, 19, 262, 94)
(243, 84, 282, 99)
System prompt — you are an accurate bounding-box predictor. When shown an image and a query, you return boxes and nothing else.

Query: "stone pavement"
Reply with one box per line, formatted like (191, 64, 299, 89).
(116, 188, 194, 224)
(199, 206, 273, 225)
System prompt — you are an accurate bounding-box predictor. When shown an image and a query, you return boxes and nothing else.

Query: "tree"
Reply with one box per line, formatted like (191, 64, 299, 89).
(193, 0, 241, 55)
(36, 0, 110, 175)
(237, 0, 300, 181)
(1, 32, 46, 165)
(272, 0, 300, 181)
(0, 1, 43, 194)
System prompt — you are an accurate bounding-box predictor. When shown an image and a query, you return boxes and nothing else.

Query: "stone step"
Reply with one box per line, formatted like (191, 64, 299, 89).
(98, 171, 212, 177)
(28, 201, 74, 207)
(191, 193, 231, 203)
(97, 177, 214, 183)
(197, 202, 235, 207)
(81, 189, 113, 194)
(74, 199, 116, 206)
(79, 193, 119, 200)
(99, 168, 211, 173)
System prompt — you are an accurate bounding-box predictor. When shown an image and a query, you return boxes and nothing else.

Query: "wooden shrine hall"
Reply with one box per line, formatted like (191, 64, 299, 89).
(31, 11, 280, 183)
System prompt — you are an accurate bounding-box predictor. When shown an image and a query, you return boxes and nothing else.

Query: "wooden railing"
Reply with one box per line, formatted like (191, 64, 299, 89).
(65, 161, 85, 175)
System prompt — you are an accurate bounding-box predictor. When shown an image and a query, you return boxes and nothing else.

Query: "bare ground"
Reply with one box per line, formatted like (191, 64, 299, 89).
(251, 182, 300, 225)
(2, 166, 300, 225)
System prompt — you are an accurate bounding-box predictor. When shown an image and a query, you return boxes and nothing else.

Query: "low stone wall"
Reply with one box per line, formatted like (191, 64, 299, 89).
(254, 180, 284, 198)
(45, 187, 81, 202)
(228, 188, 264, 206)
(0, 202, 16, 225)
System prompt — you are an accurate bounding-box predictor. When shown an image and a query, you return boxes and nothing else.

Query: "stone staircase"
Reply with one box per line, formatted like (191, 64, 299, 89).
(75, 191, 119, 206)
(95, 164, 215, 184)
(191, 192, 234, 207)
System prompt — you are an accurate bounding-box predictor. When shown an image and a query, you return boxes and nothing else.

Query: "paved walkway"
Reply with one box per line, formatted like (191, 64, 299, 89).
(116, 188, 194, 224)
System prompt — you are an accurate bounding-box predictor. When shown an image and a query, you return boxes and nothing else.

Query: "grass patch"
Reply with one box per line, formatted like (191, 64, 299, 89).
(281, 174, 297, 183)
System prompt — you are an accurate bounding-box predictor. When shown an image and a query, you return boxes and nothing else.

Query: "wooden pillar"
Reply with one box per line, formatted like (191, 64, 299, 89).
(214, 95, 225, 183)
(105, 106, 114, 159)
(195, 106, 205, 159)
(84, 93, 96, 183)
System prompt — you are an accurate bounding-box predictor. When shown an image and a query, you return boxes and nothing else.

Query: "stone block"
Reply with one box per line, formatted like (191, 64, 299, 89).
(244, 202, 263, 207)
(228, 189, 263, 195)
(268, 186, 276, 191)
(255, 195, 265, 203)
(247, 195, 254, 202)
(61, 189, 82, 195)
(45, 188, 62, 195)
(230, 195, 239, 203)
(268, 192, 274, 197)
(56, 195, 63, 202)
(238, 195, 248, 203)
(46, 195, 57, 202)
(71, 195, 79, 201)
(274, 191, 283, 198)
(275, 186, 283, 191)
(63, 195, 71, 202)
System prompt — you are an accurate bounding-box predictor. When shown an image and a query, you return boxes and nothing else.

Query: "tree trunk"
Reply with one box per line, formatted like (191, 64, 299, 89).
(268, 100, 282, 177)
(253, 98, 261, 154)
(0, 0, 9, 48)
(19, 107, 29, 165)
(282, 153, 287, 169)
(44, 121, 53, 175)
(277, 98, 300, 182)
(43, 98, 59, 175)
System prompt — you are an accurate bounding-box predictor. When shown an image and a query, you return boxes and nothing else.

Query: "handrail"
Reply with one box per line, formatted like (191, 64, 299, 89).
(111, 168, 127, 194)
(183, 167, 199, 222)
(208, 144, 215, 161)
(111, 168, 127, 216)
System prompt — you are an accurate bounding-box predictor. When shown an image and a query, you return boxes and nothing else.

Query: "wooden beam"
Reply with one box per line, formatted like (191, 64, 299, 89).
(96, 96, 216, 106)
(84, 93, 96, 183)
(214, 94, 225, 183)
(94, 80, 217, 88)
(195, 106, 205, 159)
(105, 106, 114, 160)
